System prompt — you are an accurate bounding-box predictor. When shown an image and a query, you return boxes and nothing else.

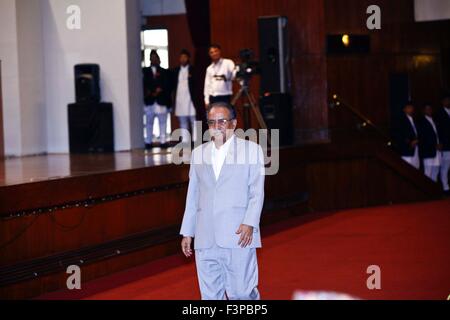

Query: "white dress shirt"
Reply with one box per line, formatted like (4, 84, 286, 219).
(204, 58, 236, 105)
(175, 65, 196, 117)
(211, 135, 235, 180)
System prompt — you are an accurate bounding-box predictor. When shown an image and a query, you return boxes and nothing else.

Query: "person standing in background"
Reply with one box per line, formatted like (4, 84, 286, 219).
(143, 50, 172, 149)
(172, 49, 197, 145)
(435, 93, 450, 195)
(418, 103, 441, 182)
(392, 101, 420, 169)
(204, 44, 236, 108)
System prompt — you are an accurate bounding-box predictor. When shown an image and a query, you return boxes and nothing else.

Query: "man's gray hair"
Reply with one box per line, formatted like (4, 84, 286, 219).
(206, 102, 237, 120)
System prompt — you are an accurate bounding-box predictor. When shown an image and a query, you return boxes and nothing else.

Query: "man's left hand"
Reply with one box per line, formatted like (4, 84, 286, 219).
(236, 224, 253, 248)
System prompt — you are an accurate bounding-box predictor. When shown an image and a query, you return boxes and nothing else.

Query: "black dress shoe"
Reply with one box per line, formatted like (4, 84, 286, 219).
(145, 143, 154, 150)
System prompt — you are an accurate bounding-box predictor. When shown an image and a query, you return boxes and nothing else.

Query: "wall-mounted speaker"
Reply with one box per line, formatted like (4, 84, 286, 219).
(258, 16, 289, 94)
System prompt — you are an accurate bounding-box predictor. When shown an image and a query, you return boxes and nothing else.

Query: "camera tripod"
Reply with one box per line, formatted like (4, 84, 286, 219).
(231, 79, 268, 132)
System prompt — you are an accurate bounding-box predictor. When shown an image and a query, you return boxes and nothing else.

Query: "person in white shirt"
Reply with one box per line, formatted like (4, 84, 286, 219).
(204, 44, 236, 108)
(173, 49, 197, 144)
(418, 104, 442, 182)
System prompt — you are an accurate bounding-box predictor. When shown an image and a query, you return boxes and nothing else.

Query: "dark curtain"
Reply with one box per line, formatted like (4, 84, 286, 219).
(185, 0, 211, 132)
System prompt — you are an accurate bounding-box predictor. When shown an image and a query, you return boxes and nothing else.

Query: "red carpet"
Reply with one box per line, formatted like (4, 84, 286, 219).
(38, 200, 450, 300)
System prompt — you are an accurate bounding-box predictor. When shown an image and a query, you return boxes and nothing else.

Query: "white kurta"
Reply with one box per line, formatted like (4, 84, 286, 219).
(175, 65, 196, 117)
(402, 115, 420, 169)
(423, 115, 441, 167)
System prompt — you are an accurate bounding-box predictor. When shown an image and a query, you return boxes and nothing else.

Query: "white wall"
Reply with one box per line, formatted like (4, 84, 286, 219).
(42, 0, 136, 152)
(16, 0, 47, 155)
(0, 0, 22, 156)
(0, 0, 47, 156)
(0, 0, 144, 156)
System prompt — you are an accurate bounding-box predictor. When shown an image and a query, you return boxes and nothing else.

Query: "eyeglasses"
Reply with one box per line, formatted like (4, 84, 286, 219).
(207, 119, 233, 127)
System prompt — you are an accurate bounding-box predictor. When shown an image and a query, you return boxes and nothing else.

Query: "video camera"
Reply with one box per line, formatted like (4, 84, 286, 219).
(236, 48, 260, 82)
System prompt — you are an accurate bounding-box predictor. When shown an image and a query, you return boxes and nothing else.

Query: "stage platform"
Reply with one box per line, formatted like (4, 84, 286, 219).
(0, 149, 174, 187)
(0, 141, 443, 299)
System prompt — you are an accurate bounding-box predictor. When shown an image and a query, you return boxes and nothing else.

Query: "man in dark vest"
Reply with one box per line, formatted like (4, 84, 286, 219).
(391, 101, 420, 169)
(435, 93, 450, 194)
(143, 50, 172, 149)
(417, 103, 442, 182)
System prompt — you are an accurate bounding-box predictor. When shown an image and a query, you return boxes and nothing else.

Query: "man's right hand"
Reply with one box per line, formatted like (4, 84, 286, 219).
(181, 236, 193, 258)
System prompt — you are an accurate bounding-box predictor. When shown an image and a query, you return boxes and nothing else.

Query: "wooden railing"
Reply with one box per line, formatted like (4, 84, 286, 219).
(329, 93, 393, 147)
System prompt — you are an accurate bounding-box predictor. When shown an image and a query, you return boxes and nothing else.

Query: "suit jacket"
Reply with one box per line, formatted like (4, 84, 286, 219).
(435, 107, 450, 152)
(143, 66, 172, 107)
(171, 65, 196, 103)
(391, 113, 419, 157)
(417, 116, 439, 159)
(180, 137, 265, 249)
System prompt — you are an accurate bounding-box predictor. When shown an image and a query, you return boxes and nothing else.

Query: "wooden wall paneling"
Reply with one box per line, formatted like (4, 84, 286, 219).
(325, 0, 450, 135)
(209, 0, 329, 144)
(0, 187, 187, 266)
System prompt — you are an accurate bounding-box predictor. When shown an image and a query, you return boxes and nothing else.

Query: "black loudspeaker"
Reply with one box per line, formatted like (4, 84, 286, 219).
(68, 102, 114, 153)
(75, 64, 101, 103)
(259, 93, 294, 146)
(258, 16, 289, 94)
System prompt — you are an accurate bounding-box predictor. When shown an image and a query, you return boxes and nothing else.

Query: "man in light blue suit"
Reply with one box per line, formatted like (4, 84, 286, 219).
(180, 102, 265, 300)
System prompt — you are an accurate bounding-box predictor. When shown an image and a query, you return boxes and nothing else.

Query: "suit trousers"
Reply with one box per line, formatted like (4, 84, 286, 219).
(195, 243, 260, 300)
(144, 103, 169, 144)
